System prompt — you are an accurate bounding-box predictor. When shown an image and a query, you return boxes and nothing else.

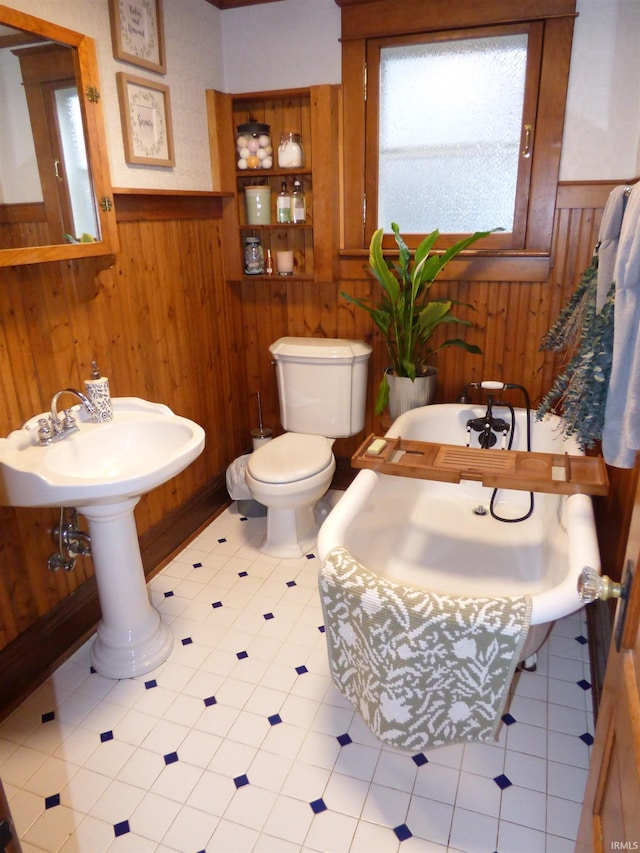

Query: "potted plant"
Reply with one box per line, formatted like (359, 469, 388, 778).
(342, 223, 493, 416)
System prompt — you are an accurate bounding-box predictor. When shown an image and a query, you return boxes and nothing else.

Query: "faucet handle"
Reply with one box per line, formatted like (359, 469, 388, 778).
(37, 418, 52, 442)
(62, 409, 77, 430)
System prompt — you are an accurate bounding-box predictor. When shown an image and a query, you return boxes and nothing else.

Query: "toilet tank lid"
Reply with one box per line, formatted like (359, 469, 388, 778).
(269, 337, 372, 361)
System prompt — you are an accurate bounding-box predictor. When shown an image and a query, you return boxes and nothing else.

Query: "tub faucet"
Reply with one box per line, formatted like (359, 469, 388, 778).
(466, 396, 510, 449)
(37, 388, 95, 445)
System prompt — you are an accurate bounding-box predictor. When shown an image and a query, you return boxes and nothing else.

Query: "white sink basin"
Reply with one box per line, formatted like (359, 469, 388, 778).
(0, 397, 205, 508)
(0, 396, 206, 680)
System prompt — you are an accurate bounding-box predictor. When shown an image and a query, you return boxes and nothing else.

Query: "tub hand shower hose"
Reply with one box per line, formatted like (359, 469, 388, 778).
(461, 381, 535, 523)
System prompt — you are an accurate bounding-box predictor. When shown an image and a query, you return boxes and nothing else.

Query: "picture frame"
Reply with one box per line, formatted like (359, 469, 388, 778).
(108, 0, 166, 74)
(116, 72, 175, 167)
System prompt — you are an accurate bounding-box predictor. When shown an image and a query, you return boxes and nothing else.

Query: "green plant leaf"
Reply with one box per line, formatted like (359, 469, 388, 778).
(374, 374, 390, 415)
(369, 227, 400, 302)
(342, 224, 495, 397)
(432, 338, 483, 355)
(416, 300, 453, 339)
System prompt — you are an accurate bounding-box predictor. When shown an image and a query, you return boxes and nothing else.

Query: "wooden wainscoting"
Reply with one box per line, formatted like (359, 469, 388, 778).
(0, 189, 250, 715)
(0, 178, 637, 715)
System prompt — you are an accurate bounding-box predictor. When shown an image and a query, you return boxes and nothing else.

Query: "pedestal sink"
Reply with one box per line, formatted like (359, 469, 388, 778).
(0, 398, 205, 679)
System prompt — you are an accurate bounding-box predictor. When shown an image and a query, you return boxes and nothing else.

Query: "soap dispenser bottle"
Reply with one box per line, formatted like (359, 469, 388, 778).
(84, 360, 113, 423)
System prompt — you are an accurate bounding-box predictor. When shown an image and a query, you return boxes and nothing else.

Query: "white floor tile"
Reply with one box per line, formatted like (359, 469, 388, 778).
(455, 770, 502, 818)
(412, 762, 459, 805)
(1, 503, 597, 853)
(449, 806, 498, 853)
(262, 793, 313, 844)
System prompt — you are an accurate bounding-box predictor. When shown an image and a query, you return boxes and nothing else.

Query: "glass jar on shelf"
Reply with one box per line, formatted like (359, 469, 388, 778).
(244, 236, 264, 274)
(236, 120, 272, 170)
(277, 132, 304, 169)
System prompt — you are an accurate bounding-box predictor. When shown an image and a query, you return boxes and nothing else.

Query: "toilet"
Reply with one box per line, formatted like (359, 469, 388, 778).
(245, 336, 372, 558)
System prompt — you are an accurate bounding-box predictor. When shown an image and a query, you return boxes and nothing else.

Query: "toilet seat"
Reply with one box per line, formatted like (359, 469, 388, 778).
(247, 433, 333, 484)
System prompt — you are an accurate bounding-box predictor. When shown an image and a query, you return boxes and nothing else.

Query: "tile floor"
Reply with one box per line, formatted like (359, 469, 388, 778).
(0, 496, 594, 853)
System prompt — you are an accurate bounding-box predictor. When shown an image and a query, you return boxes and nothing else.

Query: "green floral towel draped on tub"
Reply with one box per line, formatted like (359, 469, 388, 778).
(319, 547, 531, 752)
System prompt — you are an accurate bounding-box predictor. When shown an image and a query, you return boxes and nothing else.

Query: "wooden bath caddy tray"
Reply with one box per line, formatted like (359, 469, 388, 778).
(351, 435, 609, 496)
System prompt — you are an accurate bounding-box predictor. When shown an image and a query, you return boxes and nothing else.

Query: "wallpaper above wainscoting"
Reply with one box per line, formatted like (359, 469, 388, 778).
(6, 0, 224, 191)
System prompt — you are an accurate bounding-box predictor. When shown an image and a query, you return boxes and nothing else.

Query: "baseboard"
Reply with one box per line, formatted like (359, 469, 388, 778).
(0, 478, 230, 721)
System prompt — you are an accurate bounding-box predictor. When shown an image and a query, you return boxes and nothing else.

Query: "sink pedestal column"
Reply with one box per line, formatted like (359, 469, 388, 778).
(81, 497, 173, 679)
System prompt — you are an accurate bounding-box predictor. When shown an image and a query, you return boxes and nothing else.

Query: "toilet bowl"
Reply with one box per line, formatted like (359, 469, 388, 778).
(246, 433, 335, 558)
(244, 336, 371, 558)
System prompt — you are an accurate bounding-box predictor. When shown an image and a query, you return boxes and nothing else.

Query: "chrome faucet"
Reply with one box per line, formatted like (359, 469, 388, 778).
(37, 388, 95, 445)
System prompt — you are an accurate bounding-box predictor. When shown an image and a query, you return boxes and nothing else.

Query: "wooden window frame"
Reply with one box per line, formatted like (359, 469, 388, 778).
(337, 0, 577, 278)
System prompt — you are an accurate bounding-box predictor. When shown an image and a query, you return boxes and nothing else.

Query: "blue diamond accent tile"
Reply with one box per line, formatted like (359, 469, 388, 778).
(337, 733, 352, 747)
(493, 774, 512, 790)
(237, 650, 249, 660)
(310, 798, 327, 814)
(501, 712, 517, 725)
(318, 625, 325, 633)
(234, 774, 249, 788)
(90, 665, 97, 674)
(100, 730, 114, 743)
(164, 590, 174, 598)
(263, 612, 274, 621)
(577, 679, 592, 691)
(394, 824, 413, 842)
(218, 538, 227, 543)
(305, 553, 315, 560)
(45, 794, 60, 809)
(192, 562, 202, 568)
(238, 571, 248, 578)
(164, 751, 179, 765)
(286, 580, 297, 587)
(575, 634, 588, 645)
(144, 679, 157, 690)
(240, 517, 248, 522)
(580, 732, 595, 746)
(295, 665, 308, 675)
(114, 820, 130, 838)
(412, 753, 428, 767)
(268, 714, 282, 726)
(181, 637, 193, 646)
(212, 601, 223, 609)
(41, 711, 55, 724)
(204, 695, 217, 707)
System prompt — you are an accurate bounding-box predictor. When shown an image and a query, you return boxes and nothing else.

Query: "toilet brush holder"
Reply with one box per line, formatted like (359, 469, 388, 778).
(251, 427, 273, 451)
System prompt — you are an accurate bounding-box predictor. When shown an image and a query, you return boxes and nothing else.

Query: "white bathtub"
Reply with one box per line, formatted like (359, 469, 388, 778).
(317, 403, 602, 663)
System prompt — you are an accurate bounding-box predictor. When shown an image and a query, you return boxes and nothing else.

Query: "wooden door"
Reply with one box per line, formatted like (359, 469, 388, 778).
(576, 476, 640, 851)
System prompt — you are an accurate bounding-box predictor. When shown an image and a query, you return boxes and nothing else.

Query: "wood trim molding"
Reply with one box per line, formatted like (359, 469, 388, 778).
(338, 0, 577, 39)
(113, 189, 232, 222)
(204, 0, 283, 7)
(557, 179, 639, 210)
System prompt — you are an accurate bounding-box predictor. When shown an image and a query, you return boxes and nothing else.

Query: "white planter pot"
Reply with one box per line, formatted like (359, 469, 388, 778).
(386, 367, 437, 419)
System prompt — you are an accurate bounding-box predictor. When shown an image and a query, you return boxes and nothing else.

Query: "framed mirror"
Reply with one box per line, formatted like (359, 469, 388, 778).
(0, 4, 118, 266)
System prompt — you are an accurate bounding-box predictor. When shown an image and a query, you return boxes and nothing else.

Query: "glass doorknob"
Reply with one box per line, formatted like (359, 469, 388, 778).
(577, 567, 622, 602)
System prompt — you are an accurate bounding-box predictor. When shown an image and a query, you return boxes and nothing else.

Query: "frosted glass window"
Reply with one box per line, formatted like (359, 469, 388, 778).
(55, 87, 99, 240)
(377, 33, 528, 234)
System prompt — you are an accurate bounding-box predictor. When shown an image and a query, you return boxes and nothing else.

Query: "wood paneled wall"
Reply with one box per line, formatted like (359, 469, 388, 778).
(0, 191, 253, 708)
(238, 181, 615, 454)
(0, 178, 636, 713)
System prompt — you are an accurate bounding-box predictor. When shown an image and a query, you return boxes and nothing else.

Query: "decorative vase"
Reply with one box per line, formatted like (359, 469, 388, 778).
(386, 367, 438, 419)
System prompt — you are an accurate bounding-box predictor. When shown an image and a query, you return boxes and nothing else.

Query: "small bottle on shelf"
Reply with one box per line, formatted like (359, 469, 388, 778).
(276, 182, 291, 223)
(265, 248, 274, 276)
(291, 179, 306, 223)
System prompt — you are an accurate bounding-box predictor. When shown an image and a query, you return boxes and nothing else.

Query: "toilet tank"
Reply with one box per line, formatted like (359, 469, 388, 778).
(269, 337, 372, 437)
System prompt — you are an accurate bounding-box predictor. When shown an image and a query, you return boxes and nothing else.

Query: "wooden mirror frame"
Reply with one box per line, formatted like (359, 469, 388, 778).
(0, 4, 118, 266)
